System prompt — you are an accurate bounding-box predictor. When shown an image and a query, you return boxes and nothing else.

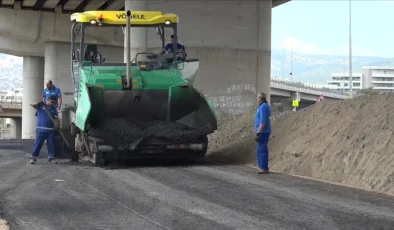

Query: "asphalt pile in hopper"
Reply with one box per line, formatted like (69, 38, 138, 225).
(89, 118, 200, 147)
(208, 94, 394, 195)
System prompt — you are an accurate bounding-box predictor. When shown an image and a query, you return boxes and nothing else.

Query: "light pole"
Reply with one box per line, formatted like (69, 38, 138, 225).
(349, 0, 353, 98)
(282, 47, 285, 80)
(290, 38, 293, 82)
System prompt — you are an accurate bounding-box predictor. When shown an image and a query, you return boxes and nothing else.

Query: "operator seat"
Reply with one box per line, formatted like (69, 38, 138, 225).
(84, 44, 105, 63)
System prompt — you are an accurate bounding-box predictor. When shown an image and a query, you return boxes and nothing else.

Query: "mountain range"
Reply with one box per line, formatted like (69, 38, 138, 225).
(271, 48, 394, 85)
(1, 51, 394, 91)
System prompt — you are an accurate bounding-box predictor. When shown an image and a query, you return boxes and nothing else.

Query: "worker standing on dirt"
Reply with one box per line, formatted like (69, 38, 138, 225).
(29, 96, 59, 164)
(254, 92, 271, 174)
(43, 80, 63, 112)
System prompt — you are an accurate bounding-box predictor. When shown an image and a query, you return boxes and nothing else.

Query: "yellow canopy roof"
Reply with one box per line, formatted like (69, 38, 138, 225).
(70, 11, 178, 25)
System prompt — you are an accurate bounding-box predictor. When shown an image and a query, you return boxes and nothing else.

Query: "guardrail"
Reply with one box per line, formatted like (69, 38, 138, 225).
(271, 82, 349, 99)
(271, 78, 350, 97)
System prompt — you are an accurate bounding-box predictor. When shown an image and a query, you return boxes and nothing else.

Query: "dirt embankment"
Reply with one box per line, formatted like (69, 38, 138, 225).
(208, 94, 394, 195)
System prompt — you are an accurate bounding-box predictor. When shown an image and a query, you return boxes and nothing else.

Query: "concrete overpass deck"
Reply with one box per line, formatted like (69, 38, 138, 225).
(0, 101, 22, 118)
(271, 80, 348, 100)
(0, 0, 290, 13)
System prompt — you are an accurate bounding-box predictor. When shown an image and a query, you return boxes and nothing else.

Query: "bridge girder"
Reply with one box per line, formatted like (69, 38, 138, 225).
(0, 0, 290, 14)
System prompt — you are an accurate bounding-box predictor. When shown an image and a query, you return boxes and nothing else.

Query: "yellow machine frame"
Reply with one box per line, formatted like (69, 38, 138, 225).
(70, 10, 179, 26)
(70, 10, 179, 66)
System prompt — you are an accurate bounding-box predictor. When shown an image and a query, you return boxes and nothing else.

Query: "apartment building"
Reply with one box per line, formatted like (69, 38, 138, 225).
(326, 72, 362, 91)
(362, 66, 394, 92)
(327, 66, 394, 92)
(0, 88, 23, 103)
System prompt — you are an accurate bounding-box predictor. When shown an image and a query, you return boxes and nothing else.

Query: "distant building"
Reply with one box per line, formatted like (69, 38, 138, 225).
(0, 88, 22, 103)
(361, 66, 394, 92)
(326, 66, 394, 92)
(326, 72, 362, 92)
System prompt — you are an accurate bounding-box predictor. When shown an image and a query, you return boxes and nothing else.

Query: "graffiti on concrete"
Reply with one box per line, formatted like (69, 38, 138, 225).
(208, 95, 251, 108)
(207, 83, 257, 115)
(226, 83, 257, 95)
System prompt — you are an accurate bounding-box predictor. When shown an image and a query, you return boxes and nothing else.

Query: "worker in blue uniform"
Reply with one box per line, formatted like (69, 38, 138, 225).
(159, 35, 186, 60)
(162, 35, 185, 53)
(29, 95, 59, 164)
(42, 80, 62, 154)
(254, 92, 271, 174)
(43, 80, 62, 112)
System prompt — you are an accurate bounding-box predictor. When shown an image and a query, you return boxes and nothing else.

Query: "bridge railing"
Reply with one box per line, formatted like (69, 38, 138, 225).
(271, 78, 350, 97)
(0, 98, 22, 105)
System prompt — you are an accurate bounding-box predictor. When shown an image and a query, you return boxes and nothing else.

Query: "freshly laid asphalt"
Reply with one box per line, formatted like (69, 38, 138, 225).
(0, 140, 393, 230)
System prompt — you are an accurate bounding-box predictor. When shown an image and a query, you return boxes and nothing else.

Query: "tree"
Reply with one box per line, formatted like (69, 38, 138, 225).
(359, 87, 380, 95)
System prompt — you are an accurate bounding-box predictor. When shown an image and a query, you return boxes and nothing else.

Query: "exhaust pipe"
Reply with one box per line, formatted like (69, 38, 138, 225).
(125, 10, 131, 89)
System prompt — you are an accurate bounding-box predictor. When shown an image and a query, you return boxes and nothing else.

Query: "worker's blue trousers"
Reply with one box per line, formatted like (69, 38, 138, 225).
(32, 131, 55, 159)
(257, 132, 270, 171)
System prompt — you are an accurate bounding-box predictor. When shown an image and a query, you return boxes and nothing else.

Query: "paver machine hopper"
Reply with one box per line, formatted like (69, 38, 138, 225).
(68, 10, 217, 165)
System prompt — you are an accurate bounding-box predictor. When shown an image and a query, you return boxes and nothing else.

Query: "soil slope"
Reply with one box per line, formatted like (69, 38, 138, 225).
(208, 94, 394, 195)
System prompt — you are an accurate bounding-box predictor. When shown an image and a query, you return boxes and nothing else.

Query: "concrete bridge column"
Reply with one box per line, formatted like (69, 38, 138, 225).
(22, 56, 44, 139)
(8, 118, 22, 139)
(291, 91, 300, 101)
(124, 0, 148, 62)
(256, 1, 272, 104)
(44, 41, 74, 108)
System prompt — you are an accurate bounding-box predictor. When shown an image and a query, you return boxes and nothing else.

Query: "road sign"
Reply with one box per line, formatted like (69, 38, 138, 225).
(292, 99, 299, 107)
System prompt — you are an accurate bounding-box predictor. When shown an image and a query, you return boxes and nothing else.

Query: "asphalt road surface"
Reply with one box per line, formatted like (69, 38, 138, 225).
(0, 140, 394, 230)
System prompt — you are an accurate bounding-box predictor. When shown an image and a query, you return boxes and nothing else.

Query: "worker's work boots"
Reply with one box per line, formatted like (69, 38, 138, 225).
(256, 170, 269, 174)
(48, 158, 57, 164)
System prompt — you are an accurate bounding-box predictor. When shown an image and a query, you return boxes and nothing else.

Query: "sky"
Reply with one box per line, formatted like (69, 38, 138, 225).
(272, 0, 394, 58)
